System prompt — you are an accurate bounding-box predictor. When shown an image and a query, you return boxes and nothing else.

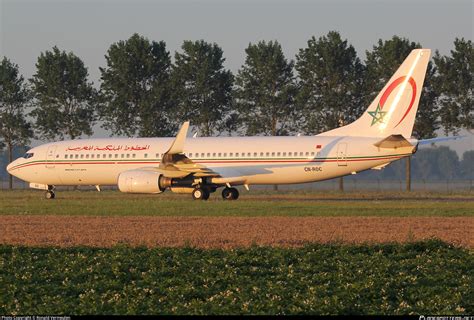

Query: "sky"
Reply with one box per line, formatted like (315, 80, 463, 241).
(0, 0, 472, 155)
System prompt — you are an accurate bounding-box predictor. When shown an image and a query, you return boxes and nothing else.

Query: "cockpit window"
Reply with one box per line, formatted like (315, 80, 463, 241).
(24, 152, 34, 159)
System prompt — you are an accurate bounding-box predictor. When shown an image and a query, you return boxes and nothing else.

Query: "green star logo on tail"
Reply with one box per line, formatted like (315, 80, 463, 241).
(368, 103, 387, 126)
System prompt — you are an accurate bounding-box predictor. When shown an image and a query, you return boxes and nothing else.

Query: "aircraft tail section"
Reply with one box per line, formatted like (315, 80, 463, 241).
(321, 49, 431, 139)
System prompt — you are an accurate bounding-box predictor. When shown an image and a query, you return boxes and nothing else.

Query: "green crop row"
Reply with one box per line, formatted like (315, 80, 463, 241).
(0, 240, 472, 315)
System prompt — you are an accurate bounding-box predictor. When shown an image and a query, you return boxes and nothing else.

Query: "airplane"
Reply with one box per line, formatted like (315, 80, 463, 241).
(6, 49, 455, 200)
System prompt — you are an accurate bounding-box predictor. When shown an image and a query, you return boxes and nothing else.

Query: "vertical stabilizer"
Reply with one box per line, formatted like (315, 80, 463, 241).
(321, 49, 431, 138)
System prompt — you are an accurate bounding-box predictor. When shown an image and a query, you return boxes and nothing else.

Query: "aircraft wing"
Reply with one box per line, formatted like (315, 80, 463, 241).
(151, 122, 244, 184)
(156, 122, 219, 177)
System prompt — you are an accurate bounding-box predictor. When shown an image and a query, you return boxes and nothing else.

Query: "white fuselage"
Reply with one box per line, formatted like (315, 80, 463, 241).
(7, 135, 414, 187)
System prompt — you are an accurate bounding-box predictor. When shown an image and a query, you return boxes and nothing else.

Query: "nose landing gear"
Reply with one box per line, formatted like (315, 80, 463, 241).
(44, 185, 55, 199)
(45, 190, 55, 199)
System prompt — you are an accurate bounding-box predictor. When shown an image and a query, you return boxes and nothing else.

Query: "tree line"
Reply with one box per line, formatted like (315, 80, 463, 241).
(1, 31, 472, 189)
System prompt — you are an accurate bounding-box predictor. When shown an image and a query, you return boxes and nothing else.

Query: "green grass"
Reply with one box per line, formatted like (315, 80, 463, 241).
(0, 190, 472, 216)
(0, 240, 471, 315)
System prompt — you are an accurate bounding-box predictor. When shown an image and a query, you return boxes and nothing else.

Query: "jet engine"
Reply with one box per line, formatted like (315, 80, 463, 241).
(118, 170, 201, 194)
(118, 170, 164, 194)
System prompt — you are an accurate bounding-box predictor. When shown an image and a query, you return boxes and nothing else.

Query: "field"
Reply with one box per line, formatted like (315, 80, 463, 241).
(0, 190, 473, 315)
(1, 189, 473, 216)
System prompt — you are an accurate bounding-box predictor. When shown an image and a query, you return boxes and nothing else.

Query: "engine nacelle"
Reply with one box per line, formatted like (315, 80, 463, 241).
(118, 170, 164, 194)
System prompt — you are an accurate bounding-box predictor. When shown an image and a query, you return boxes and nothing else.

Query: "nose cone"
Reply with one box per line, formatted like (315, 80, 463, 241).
(7, 160, 16, 175)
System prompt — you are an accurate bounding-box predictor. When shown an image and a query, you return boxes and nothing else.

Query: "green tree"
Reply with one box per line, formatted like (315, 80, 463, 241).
(100, 33, 176, 137)
(433, 38, 473, 135)
(234, 40, 297, 136)
(295, 31, 365, 134)
(30, 46, 97, 140)
(459, 150, 474, 180)
(411, 147, 460, 180)
(172, 40, 233, 136)
(0, 57, 33, 189)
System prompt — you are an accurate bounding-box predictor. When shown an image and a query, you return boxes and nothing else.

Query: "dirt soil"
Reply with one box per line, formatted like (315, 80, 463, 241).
(0, 216, 472, 249)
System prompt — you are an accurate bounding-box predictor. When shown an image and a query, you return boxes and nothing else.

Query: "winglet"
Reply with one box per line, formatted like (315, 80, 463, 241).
(166, 121, 190, 154)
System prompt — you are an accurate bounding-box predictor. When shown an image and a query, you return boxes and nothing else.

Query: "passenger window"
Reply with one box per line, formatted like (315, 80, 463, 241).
(91, 154, 95, 159)
(126, 154, 130, 158)
(236, 153, 239, 157)
(144, 153, 147, 158)
(277, 152, 281, 156)
(108, 154, 111, 158)
(260, 152, 263, 157)
(283, 152, 286, 157)
(266, 152, 269, 157)
(74, 154, 78, 159)
(121, 154, 124, 158)
(254, 152, 257, 157)
(300, 152, 303, 156)
(311, 152, 315, 156)
(305, 152, 309, 156)
(288, 152, 292, 156)
(218, 153, 221, 157)
(65, 154, 68, 159)
(80, 154, 84, 159)
(115, 154, 118, 158)
(213, 153, 216, 157)
(224, 153, 227, 157)
(201, 153, 205, 157)
(207, 153, 210, 157)
(271, 152, 275, 157)
(229, 152, 233, 157)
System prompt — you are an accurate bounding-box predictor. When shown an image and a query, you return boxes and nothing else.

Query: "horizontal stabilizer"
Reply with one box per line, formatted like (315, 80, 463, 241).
(374, 134, 413, 149)
(417, 136, 464, 146)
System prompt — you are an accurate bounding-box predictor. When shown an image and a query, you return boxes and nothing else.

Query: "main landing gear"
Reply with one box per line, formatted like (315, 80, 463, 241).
(221, 187, 239, 200)
(191, 186, 239, 201)
(192, 187, 210, 200)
